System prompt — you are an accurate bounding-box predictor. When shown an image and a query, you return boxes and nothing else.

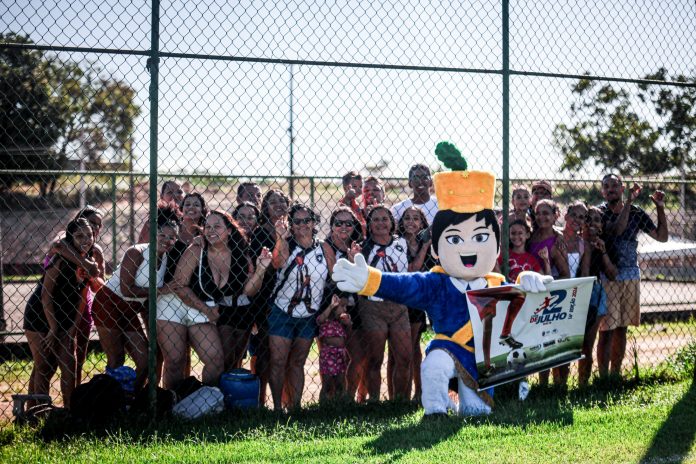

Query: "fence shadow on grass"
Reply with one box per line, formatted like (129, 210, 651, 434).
(639, 381, 696, 464)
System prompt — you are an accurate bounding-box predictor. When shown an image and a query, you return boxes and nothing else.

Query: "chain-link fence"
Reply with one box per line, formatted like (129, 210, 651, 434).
(1, 1, 695, 422)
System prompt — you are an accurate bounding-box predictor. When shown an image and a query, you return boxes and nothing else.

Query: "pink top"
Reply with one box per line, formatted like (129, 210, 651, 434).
(529, 235, 558, 278)
(319, 319, 347, 340)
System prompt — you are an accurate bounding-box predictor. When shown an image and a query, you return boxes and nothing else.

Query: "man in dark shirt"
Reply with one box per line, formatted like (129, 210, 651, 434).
(597, 173, 668, 378)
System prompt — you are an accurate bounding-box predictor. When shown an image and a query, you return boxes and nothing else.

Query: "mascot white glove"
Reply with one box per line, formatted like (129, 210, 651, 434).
(517, 271, 553, 293)
(332, 253, 369, 293)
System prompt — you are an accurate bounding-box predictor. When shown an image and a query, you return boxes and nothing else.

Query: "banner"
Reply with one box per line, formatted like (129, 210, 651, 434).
(467, 277, 595, 389)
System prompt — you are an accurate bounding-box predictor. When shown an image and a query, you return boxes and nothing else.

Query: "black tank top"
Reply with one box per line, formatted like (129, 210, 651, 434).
(24, 256, 86, 333)
(164, 240, 189, 284)
(190, 246, 247, 304)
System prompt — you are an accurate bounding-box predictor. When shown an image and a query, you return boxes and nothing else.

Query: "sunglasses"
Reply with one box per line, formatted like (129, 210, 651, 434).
(291, 217, 314, 225)
(332, 220, 353, 228)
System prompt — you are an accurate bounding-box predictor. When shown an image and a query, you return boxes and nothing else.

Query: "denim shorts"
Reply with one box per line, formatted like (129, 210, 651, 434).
(267, 304, 317, 340)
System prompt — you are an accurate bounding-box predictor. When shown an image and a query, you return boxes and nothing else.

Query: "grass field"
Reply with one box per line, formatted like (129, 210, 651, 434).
(2, 376, 694, 463)
(2, 328, 694, 422)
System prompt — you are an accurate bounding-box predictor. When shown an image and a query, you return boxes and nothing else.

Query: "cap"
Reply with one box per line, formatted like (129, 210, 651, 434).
(531, 180, 553, 195)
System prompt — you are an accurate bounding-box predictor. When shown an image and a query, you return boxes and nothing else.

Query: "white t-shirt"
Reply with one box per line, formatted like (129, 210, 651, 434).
(272, 241, 329, 318)
(105, 244, 167, 302)
(363, 236, 409, 302)
(391, 197, 439, 224)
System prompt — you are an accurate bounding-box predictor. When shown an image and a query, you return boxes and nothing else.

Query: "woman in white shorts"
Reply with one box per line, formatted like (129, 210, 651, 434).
(157, 210, 270, 388)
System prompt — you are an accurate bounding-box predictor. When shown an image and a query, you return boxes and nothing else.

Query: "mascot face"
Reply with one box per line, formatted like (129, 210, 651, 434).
(432, 215, 499, 281)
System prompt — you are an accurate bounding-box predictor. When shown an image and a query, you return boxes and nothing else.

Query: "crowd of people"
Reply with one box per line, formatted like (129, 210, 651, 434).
(22, 169, 668, 410)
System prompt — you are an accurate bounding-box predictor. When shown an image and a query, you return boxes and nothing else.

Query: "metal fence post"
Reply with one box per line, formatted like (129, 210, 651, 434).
(147, 0, 161, 422)
(111, 174, 117, 268)
(0, 216, 5, 338)
(310, 177, 315, 209)
(501, 0, 510, 279)
(129, 142, 136, 246)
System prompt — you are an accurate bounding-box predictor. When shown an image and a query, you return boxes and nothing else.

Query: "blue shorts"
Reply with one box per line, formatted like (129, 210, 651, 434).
(586, 281, 608, 330)
(590, 281, 608, 317)
(267, 305, 317, 340)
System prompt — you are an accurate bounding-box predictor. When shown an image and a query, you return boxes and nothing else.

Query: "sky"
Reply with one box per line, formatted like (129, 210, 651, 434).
(2, 0, 695, 181)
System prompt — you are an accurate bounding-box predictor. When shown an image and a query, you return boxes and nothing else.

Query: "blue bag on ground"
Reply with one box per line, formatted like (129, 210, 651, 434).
(219, 368, 260, 409)
(106, 365, 137, 393)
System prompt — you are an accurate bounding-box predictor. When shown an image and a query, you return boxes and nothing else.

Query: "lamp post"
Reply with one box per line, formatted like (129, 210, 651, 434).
(288, 64, 295, 200)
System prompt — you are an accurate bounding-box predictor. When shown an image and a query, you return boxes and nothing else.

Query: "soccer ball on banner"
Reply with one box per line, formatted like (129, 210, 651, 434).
(506, 348, 528, 369)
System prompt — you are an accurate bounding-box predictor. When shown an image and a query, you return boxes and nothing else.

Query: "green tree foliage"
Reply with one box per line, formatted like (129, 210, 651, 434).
(638, 68, 696, 176)
(0, 33, 140, 196)
(553, 77, 670, 176)
(0, 33, 68, 194)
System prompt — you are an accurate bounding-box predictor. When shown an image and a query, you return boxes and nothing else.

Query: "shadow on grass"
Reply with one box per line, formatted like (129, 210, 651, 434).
(29, 398, 424, 444)
(363, 384, 577, 462)
(3, 375, 679, 451)
(364, 415, 462, 462)
(639, 380, 696, 464)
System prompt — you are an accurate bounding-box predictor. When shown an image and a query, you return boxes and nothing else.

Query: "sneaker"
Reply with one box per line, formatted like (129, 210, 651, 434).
(499, 335, 523, 349)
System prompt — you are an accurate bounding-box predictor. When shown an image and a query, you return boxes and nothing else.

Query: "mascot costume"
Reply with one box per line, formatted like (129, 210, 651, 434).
(333, 141, 551, 417)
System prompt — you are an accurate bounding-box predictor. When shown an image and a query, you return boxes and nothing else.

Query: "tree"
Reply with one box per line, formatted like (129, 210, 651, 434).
(638, 68, 696, 177)
(55, 68, 141, 168)
(0, 33, 140, 196)
(0, 33, 70, 194)
(553, 77, 670, 176)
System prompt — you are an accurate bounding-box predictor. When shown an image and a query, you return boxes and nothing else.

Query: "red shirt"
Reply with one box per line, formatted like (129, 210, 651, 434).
(498, 250, 542, 282)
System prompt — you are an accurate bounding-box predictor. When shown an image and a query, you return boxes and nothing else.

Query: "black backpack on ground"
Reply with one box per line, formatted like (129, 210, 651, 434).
(173, 376, 203, 401)
(70, 374, 126, 426)
(131, 385, 176, 420)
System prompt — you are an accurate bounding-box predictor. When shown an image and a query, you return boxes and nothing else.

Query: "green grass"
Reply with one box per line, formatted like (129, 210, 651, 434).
(3, 274, 41, 283)
(2, 378, 695, 463)
(629, 319, 696, 337)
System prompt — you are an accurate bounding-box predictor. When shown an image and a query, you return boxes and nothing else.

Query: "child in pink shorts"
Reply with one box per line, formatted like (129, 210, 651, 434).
(317, 295, 352, 402)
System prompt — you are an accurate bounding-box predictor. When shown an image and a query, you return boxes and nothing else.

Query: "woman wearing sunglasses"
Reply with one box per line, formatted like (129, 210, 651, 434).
(267, 204, 336, 411)
(323, 206, 364, 401)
